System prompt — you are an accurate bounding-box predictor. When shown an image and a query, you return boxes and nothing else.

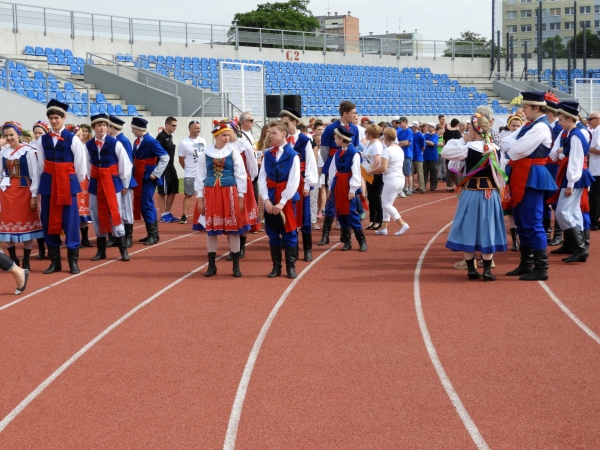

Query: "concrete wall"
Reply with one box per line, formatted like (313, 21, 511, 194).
(0, 88, 80, 126)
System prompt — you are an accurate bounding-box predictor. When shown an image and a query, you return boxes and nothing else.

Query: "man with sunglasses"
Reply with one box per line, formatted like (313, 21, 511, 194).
(239, 112, 255, 147)
(588, 112, 600, 231)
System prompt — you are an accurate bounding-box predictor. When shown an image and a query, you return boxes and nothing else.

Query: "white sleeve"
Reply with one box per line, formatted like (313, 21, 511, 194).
(194, 152, 206, 198)
(566, 137, 584, 188)
(71, 136, 88, 183)
(350, 153, 362, 192)
(505, 123, 551, 161)
(549, 135, 562, 162)
(115, 141, 132, 188)
(26, 149, 40, 197)
(328, 155, 337, 189)
(30, 138, 45, 175)
(152, 154, 169, 178)
(303, 140, 318, 188)
(591, 127, 600, 150)
(279, 155, 300, 206)
(233, 150, 247, 196)
(243, 143, 259, 180)
(258, 162, 268, 202)
(441, 138, 468, 161)
(177, 141, 187, 158)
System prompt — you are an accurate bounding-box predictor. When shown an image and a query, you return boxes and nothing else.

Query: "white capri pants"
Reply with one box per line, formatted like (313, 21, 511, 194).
(120, 189, 134, 225)
(90, 193, 126, 238)
(381, 175, 405, 222)
(555, 188, 584, 231)
(310, 187, 318, 224)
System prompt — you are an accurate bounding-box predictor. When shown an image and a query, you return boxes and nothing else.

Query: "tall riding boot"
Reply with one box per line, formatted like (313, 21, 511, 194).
(205, 252, 217, 277)
(7, 246, 20, 267)
(91, 237, 107, 261)
(240, 236, 247, 258)
(67, 248, 80, 274)
(543, 215, 552, 244)
(232, 252, 242, 277)
(482, 259, 496, 282)
(353, 228, 368, 252)
(302, 232, 313, 261)
(318, 216, 334, 246)
(106, 232, 118, 248)
(139, 222, 151, 243)
(144, 222, 159, 245)
(341, 228, 352, 251)
(549, 222, 563, 246)
(520, 250, 549, 280)
(583, 229, 590, 248)
(268, 245, 282, 278)
(551, 228, 573, 254)
(22, 248, 31, 271)
(510, 228, 519, 252)
(506, 246, 534, 276)
(43, 246, 62, 274)
(80, 227, 93, 247)
(124, 224, 134, 249)
(563, 228, 589, 263)
(118, 236, 130, 262)
(465, 257, 481, 280)
(285, 246, 298, 279)
(155, 221, 160, 242)
(37, 237, 47, 260)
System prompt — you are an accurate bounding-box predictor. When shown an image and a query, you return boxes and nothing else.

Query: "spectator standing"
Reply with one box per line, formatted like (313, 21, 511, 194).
(438, 114, 449, 131)
(352, 114, 367, 148)
(239, 112, 255, 147)
(423, 123, 440, 191)
(177, 120, 206, 224)
(458, 121, 468, 135)
(411, 122, 425, 194)
(396, 117, 414, 196)
(443, 118, 462, 192)
(588, 111, 600, 231)
(363, 124, 384, 229)
(156, 117, 179, 223)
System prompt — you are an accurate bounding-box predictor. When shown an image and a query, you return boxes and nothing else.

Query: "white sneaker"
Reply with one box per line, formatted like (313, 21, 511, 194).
(395, 223, 410, 236)
(398, 192, 406, 198)
(375, 229, 388, 235)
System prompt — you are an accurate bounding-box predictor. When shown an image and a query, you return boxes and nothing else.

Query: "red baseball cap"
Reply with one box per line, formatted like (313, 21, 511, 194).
(361, 116, 371, 123)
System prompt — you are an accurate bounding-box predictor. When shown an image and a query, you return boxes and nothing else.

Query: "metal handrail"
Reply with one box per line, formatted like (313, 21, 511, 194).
(0, 53, 90, 118)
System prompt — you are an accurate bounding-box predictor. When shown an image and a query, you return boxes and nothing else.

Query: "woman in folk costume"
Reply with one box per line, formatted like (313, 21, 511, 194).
(75, 123, 93, 248)
(0, 121, 43, 271)
(31, 120, 50, 260)
(442, 114, 507, 281)
(547, 101, 595, 263)
(327, 125, 368, 252)
(194, 121, 249, 277)
(224, 118, 259, 260)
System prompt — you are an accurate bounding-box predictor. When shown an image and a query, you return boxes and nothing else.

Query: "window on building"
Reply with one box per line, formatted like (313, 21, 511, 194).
(521, 40, 532, 47)
(507, 11, 517, 19)
(535, 23, 547, 31)
(565, 7, 574, 15)
(596, 20, 600, 28)
(521, 10, 532, 18)
(549, 22, 561, 30)
(580, 6, 591, 14)
(550, 8, 560, 16)
(521, 0, 532, 3)
(565, 22, 574, 30)
(507, 0, 517, 4)
(521, 24, 532, 32)
(507, 25, 518, 33)
(580, 20, 591, 29)
(596, 6, 600, 13)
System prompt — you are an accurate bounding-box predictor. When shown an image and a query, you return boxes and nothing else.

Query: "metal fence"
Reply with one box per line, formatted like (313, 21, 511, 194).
(219, 62, 265, 128)
(574, 79, 600, 115)
(0, 2, 490, 59)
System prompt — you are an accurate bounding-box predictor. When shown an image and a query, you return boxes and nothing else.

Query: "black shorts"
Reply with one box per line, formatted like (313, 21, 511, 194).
(157, 167, 179, 195)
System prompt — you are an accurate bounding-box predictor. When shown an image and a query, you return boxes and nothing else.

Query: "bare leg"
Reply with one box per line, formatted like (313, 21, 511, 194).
(157, 194, 166, 216)
(166, 193, 176, 214)
(183, 195, 192, 216)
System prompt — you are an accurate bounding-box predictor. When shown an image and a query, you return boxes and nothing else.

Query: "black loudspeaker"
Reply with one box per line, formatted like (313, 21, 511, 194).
(266, 95, 282, 117)
(283, 94, 302, 113)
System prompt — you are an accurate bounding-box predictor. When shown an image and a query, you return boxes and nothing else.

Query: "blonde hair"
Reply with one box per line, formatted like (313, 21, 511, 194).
(383, 127, 397, 143)
(256, 125, 271, 151)
(476, 116, 491, 134)
(268, 120, 289, 135)
(365, 124, 381, 139)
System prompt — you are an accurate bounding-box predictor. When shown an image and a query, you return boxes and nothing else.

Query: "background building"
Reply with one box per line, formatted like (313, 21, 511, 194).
(315, 12, 360, 52)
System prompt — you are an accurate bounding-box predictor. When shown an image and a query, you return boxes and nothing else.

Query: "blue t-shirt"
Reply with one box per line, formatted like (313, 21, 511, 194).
(423, 133, 439, 161)
(396, 127, 414, 160)
(412, 131, 424, 162)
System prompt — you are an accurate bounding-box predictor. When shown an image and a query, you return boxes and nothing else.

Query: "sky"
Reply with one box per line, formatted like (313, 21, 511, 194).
(23, 0, 493, 41)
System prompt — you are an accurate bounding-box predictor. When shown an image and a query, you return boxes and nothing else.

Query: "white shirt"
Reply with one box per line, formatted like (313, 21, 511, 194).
(258, 145, 301, 206)
(328, 149, 362, 192)
(381, 144, 405, 183)
(194, 145, 247, 198)
(230, 138, 259, 180)
(0, 144, 40, 197)
(32, 126, 87, 182)
(589, 126, 600, 176)
(178, 136, 206, 178)
(356, 124, 366, 142)
(549, 128, 584, 188)
(291, 131, 318, 189)
(500, 118, 552, 161)
(87, 134, 132, 189)
(363, 139, 383, 166)
(443, 138, 501, 176)
(240, 128, 254, 147)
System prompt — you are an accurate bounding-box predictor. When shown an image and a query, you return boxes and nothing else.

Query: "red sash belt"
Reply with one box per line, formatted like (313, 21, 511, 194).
(133, 157, 157, 221)
(267, 179, 296, 233)
(295, 161, 307, 223)
(503, 158, 546, 209)
(91, 165, 122, 234)
(44, 161, 75, 235)
(547, 157, 590, 212)
(328, 148, 337, 158)
(334, 172, 352, 216)
(546, 156, 558, 165)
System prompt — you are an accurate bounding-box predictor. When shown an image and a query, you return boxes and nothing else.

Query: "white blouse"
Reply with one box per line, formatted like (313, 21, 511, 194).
(231, 139, 259, 180)
(0, 145, 40, 197)
(258, 145, 301, 206)
(30, 126, 88, 182)
(194, 145, 247, 198)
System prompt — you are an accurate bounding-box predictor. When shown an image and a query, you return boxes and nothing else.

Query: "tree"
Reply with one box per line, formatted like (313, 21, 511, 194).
(443, 31, 492, 58)
(535, 35, 567, 58)
(232, 0, 320, 32)
(565, 29, 600, 58)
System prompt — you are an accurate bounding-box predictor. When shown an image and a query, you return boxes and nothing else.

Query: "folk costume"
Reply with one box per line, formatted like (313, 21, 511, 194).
(34, 100, 88, 275)
(319, 119, 361, 246)
(281, 107, 319, 261)
(544, 94, 564, 247)
(327, 126, 368, 252)
(86, 114, 132, 262)
(131, 117, 169, 246)
(500, 92, 558, 281)
(442, 114, 507, 281)
(31, 120, 50, 260)
(547, 101, 595, 263)
(194, 122, 249, 277)
(0, 122, 43, 271)
(74, 125, 93, 249)
(259, 136, 301, 278)
(109, 115, 136, 248)
(501, 114, 524, 252)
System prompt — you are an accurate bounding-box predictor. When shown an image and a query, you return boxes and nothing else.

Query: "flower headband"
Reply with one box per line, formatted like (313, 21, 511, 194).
(470, 113, 485, 136)
(32, 120, 50, 133)
(1, 121, 23, 136)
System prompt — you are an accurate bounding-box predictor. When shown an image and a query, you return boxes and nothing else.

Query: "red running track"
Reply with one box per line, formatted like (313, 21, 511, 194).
(0, 191, 599, 449)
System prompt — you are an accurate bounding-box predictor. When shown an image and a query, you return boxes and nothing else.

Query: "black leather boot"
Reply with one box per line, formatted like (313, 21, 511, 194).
(285, 246, 298, 278)
(482, 259, 496, 282)
(543, 215, 552, 244)
(506, 246, 534, 276)
(91, 237, 107, 261)
(205, 252, 217, 277)
(318, 216, 334, 246)
(80, 227, 93, 247)
(302, 232, 313, 261)
(43, 246, 62, 274)
(551, 230, 573, 254)
(124, 224, 134, 248)
(144, 222, 159, 245)
(240, 236, 247, 258)
(7, 246, 20, 267)
(583, 229, 590, 248)
(520, 250, 549, 280)
(139, 222, 151, 243)
(563, 228, 589, 263)
(341, 228, 352, 251)
(67, 248, 80, 274)
(232, 252, 242, 277)
(118, 236, 130, 261)
(22, 248, 31, 271)
(465, 258, 481, 280)
(353, 228, 368, 252)
(106, 232, 118, 248)
(510, 228, 519, 252)
(155, 221, 160, 242)
(549, 223, 563, 246)
(268, 245, 282, 278)
(37, 237, 47, 260)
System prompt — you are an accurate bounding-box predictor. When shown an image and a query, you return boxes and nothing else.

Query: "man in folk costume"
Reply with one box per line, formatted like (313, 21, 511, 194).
(86, 113, 132, 262)
(279, 107, 318, 261)
(108, 115, 136, 249)
(544, 93, 564, 247)
(259, 121, 301, 279)
(34, 99, 88, 275)
(328, 126, 368, 252)
(547, 101, 595, 263)
(131, 117, 169, 246)
(501, 92, 558, 281)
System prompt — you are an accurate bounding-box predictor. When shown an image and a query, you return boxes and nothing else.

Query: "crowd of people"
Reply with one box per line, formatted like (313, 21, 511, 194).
(1, 92, 598, 293)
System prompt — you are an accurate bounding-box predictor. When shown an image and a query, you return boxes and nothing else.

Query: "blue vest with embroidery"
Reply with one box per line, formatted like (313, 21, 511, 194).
(2, 149, 32, 187)
(560, 128, 595, 189)
(263, 143, 301, 204)
(39, 129, 81, 196)
(86, 136, 125, 195)
(204, 152, 236, 188)
(330, 144, 360, 194)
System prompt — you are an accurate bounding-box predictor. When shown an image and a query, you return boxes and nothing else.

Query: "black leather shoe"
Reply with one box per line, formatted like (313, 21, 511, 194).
(118, 236, 130, 261)
(506, 246, 534, 276)
(43, 246, 62, 274)
(268, 245, 282, 278)
(205, 252, 217, 277)
(520, 250, 549, 280)
(91, 237, 107, 261)
(232, 252, 242, 277)
(67, 248, 80, 274)
(465, 258, 481, 280)
(353, 228, 368, 252)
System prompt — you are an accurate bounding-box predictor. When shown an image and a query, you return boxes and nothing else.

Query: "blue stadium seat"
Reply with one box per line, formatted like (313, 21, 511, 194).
(64, 49, 73, 58)
(37, 92, 47, 103)
(24, 46, 35, 55)
(107, 103, 115, 115)
(127, 105, 140, 115)
(90, 103, 100, 115)
(56, 91, 67, 102)
(56, 55, 67, 66)
(64, 82, 76, 92)
(27, 90, 37, 100)
(35, 46, 44, 56)
(44, 47, 54, 56)
(70, 65, 81, 75)
(47, 55, 58, 65)
(115, 104, 125, 116)
(72, 104, 83, 116)
(98, 104, 108, 114)
(54, 48, 64, 57)
(65, 92, 75, 103)
(96, 93, 107, 104)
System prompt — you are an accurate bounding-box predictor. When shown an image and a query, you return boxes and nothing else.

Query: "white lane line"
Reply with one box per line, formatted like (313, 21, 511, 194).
(0, 231, 199, 312)
(0, 235, 269, 434)
(414, 221, 490, 450)
(538, 281, 600, 346)
(398, 195, 454, 215)
(223, 243, 341, 450)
